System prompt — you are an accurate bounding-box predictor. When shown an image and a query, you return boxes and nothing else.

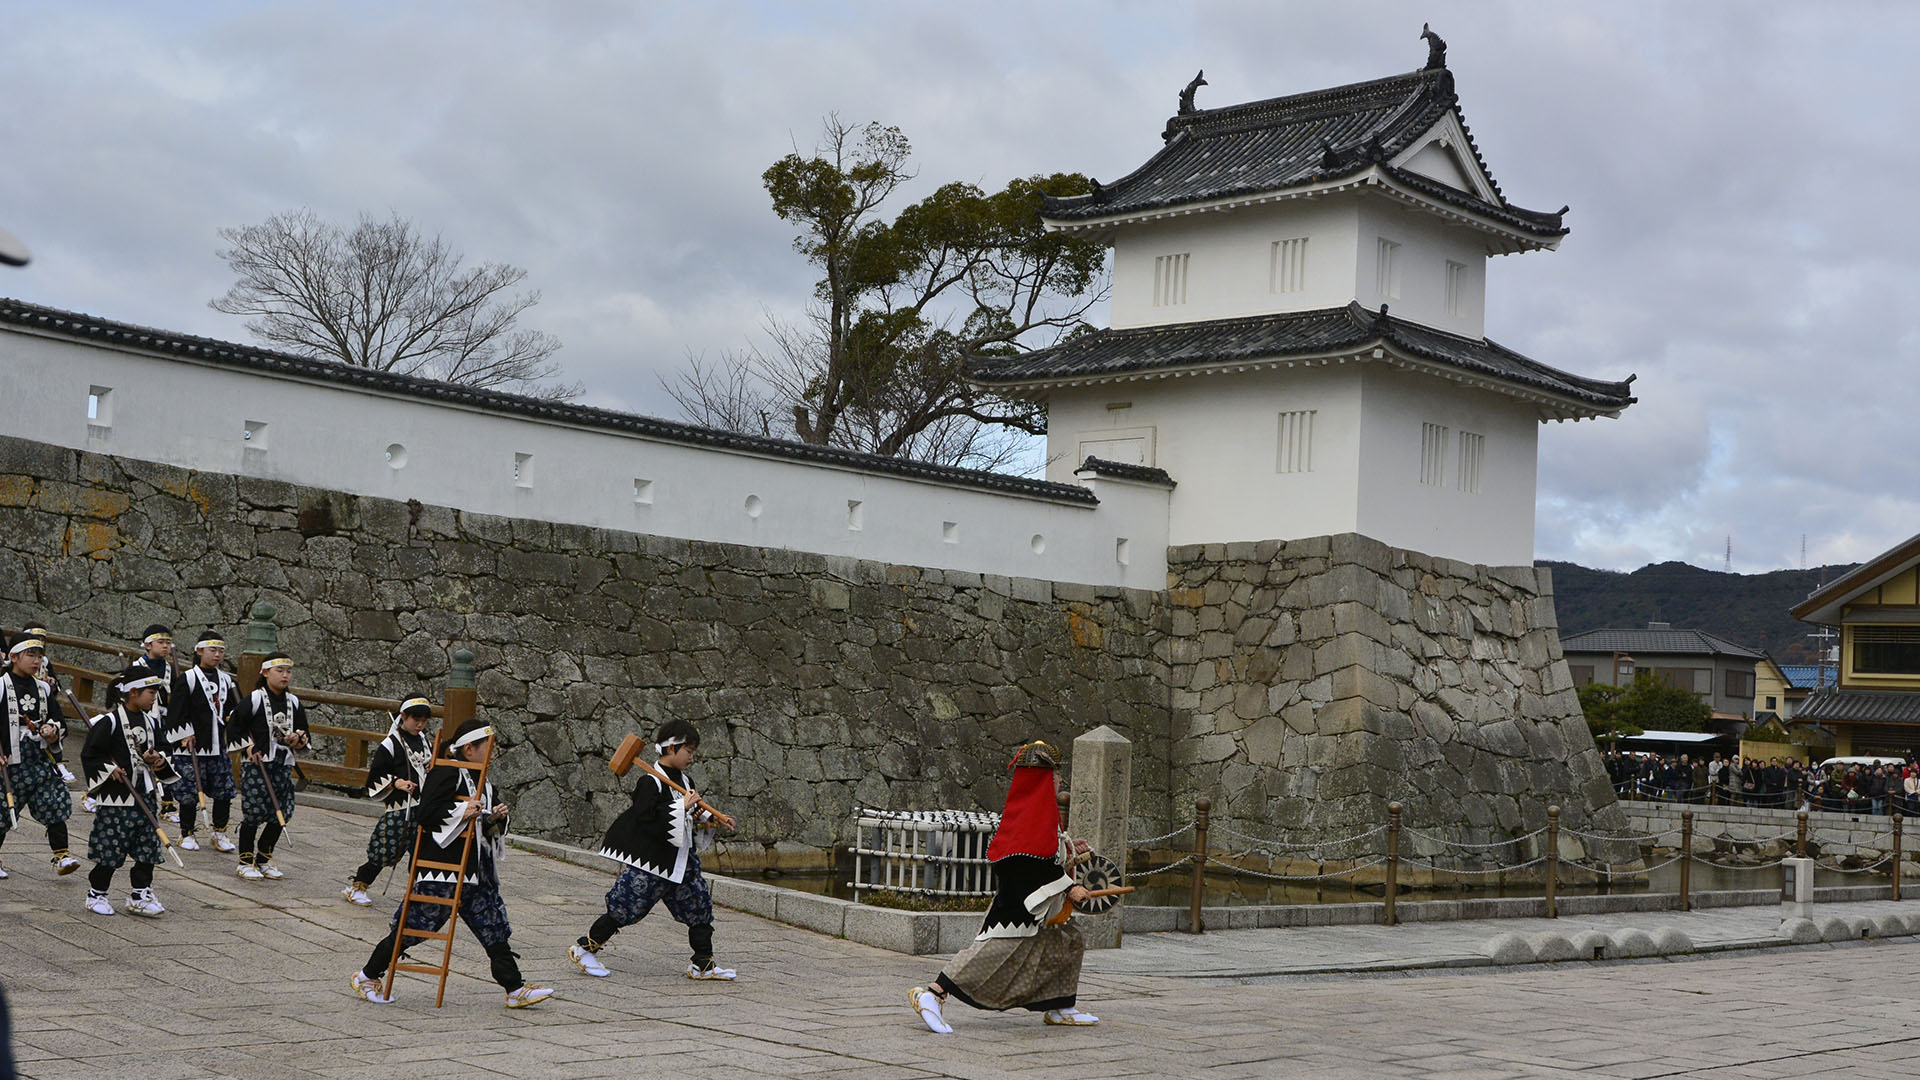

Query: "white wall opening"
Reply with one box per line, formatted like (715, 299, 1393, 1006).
(513, 452, 533, 488)
(87, 386, 112, 428)
(633, 478, 654, 505)
(846, 499, 864, 531)
(243, 420, 268, 450)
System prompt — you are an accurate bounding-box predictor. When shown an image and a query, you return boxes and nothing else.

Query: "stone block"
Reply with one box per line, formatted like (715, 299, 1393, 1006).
(1778, 917, 1821, 944)
(1816, 916, 1855, 942)
(709, 874, 780, 919)
(1650, 927, 1692, 955)
(1528, 933, 1580, 962)
(1604, 928, 1658, 958)
(843, 904, 939, 955)
(1480, 933, 1535, 965)
(1570, 930, 1610, 959)
(1120, 905, 1182, 934)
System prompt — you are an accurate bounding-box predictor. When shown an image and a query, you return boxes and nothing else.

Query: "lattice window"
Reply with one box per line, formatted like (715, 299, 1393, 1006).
(1376, 238, 1401, 300)
(1420, 423, 1449, 486)
(1270, 238, 1308, 294)
(1276, 410, 1315, 473)
(1446, 260, 1468, 316)
(1153, 253, 1189, 306)
(1456, 431, 1484, 493)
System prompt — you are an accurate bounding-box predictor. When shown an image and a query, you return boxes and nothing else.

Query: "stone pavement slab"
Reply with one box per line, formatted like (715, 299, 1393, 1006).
(9, 802, 1920, 1078)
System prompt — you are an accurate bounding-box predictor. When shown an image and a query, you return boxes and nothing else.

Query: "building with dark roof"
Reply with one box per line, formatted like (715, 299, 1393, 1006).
(966, 30, 1633, 567)
(1790, 531, 1920, 757)
(1561, 621, 1764, 720)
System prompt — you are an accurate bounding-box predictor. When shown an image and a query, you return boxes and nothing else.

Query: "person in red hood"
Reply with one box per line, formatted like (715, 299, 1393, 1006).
(908, 740, 1097, 1033)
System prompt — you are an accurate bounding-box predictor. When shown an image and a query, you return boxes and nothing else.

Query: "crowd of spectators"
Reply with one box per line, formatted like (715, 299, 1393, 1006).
(1604, 750, 1920, 815)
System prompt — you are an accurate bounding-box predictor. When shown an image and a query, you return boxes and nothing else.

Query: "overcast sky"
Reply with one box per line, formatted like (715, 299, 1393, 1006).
(5, 2, 1915, 573)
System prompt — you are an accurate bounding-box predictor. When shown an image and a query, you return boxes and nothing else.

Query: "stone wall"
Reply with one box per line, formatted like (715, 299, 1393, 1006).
(0, 435, 1173, 863)
(0, 433, 1632, 869)
(1162, 533, 1630, 852)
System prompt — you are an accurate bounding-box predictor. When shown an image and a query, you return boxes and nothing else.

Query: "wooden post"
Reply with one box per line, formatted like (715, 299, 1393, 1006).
(1679, 810, 1693, 911)
(1797, 809, 1809, 859)
(442, 648, 476, 746)
(1384, 802, 1401, 927)
(1894, 813, 1904, 902)
(1545, 805, 1560, 919)
(1188, 797, 1210, 935)
(236, 601, 278, 697)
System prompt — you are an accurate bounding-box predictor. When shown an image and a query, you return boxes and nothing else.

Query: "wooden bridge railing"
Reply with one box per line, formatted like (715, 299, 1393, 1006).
(7, 608, 466, 793)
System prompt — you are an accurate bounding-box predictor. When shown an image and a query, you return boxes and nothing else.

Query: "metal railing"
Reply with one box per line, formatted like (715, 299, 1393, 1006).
(847, 808, 1001, 899)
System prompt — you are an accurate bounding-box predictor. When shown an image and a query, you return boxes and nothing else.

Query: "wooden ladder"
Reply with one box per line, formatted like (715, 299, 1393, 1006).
(380, 738, 495, 1008)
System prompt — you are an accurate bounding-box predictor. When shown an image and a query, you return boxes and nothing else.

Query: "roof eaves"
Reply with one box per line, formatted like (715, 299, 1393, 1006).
(1791, 533, 1920, 622)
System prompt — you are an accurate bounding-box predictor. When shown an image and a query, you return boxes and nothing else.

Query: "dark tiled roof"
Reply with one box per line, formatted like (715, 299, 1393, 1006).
(0, 298, 1096, 506)
(966, 302, 1634, 412)
(1043, 67, 1566, 238)
(1797, 687, 1920, 725)
(1560, 627, 1766, 660)
(1073, 457, 1176, 487)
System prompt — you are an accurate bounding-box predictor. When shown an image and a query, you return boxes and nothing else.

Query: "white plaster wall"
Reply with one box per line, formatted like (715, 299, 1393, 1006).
(0, 328, 1170, 590)
(1106, 192, 1493, 339)
(1353, 197, 1488, 339)
(1045, 362, 1540, 565)
(1109, 199, 1362, 329)
(1046, 365, 1367, 547)
(1353, 365, 1538, 565)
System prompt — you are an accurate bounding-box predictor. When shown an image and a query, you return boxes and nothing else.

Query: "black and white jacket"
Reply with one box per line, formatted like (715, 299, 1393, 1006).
(974, 854, 1075, 941)
(3, 672, 64, 766)
(412, 761, 505, 886)
(164, 665, 237, 755)
(80, 704, 167, 808)
(597, 764, 704, 883)
(365, 726, 433, 811)
(230, 687, 309, 766)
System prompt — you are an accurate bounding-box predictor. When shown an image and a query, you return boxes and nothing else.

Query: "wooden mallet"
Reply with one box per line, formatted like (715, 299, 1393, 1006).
(609, 733, 731, 823)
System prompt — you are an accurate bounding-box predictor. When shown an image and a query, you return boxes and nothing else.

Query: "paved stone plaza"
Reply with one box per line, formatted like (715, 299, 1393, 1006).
(8, 803, 1920, 1079)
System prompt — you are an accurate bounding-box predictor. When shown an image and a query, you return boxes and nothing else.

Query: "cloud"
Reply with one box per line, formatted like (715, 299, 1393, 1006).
(3, 1, 1915, 572)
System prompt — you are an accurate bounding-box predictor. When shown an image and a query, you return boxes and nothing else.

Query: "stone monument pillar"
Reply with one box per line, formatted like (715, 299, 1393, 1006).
(1068, 725, 1132, 949)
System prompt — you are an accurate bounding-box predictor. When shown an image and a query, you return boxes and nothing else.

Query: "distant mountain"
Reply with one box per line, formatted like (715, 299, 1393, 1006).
(1538, 560, 1857, 662)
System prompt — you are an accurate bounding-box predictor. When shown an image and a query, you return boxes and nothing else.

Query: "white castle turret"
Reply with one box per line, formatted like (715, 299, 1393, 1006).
(971, 34, 1634, 567)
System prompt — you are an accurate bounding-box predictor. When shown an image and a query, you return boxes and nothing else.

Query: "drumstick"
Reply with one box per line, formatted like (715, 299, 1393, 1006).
(250, 754, 288, 827)
(120, 768, 185, 869)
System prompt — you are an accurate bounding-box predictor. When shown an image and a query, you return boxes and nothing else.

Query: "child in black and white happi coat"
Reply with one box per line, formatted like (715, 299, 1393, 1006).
(342, 697, 435, 906)
(231, 651, 309, 881)
(568, 719, 739, 981)
(79, 665, 176, 916)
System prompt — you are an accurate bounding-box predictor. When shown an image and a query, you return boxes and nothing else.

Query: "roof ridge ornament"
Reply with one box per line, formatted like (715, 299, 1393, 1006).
(1177, 70, 1207, 115)
(1421, 23, 1447, 70)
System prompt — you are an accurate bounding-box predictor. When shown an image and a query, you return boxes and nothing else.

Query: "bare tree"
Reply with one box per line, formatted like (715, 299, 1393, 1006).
(665, 117, 1106, 468)
(211, 209, 578, 400)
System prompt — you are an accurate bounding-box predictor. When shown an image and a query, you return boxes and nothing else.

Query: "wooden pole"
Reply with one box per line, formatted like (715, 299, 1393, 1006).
(1679, 810, 1693, 911)
(1544, 805, 1559, 919)
(1385, 802, 1401, 927)
(1797, 809, 1809, 859)
(1894, 813, 1903, 903)
(1188, 797, 1210, 935)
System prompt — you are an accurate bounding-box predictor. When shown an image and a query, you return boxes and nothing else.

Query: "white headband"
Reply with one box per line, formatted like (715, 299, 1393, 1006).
(143, 631, 172, 645)
(449, 725, 494, 751)
(9, 638, 44, 655)
(656, 736, 688, 754)
(260, 657, 294, 671)
(116, 674, 164, 694)
(196, 637, 226, 650)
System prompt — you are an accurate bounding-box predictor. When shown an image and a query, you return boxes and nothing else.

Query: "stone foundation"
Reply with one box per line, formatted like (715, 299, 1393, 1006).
(1163, 533, 1630, 858)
